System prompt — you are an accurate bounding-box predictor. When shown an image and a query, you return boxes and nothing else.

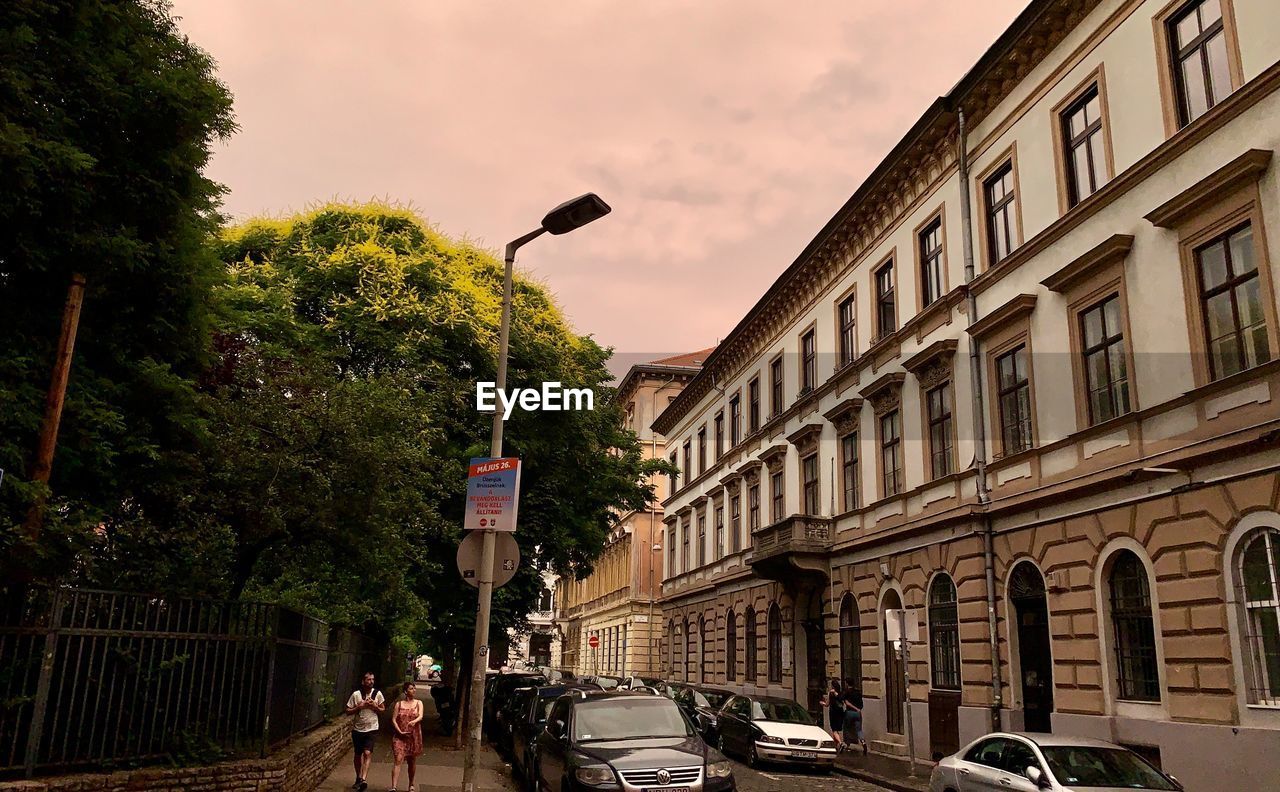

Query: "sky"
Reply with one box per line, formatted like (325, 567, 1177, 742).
(172, 0, 1028, 372)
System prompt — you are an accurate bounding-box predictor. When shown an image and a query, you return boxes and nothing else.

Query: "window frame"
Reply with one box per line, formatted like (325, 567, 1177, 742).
(714, 502, 725, 560)
(681, 515, 690, 572)
(714, 411, 724, 462)
(729, 391, 743, 447)
(878, 409, 903, 499)
(697, 508, 707, 568)
(1237, 527, 1280, 707)
(915, 209, 948, 311)
(767, 604, 783, 684)
(839, 593, 862, 691)
(769, 354, 785, 418)
(748, 482, 761, 535)
(1153, 0, 1244, 135)
(800, 325, 817, 394)
(802, 453, 820, 515)
(682, 440, 692, 489)
(770, 469, 785, 523)
(925, 380, 956, 481)
(1078, 293, 1134, 425)
(730, 492, 742, 554)
(928, 574, 961, 691)
(667, 523, 677, 578)
(669, 450, 679, 492)
(726, 610, 738, 682)
(697, 426, 707, 474)
(837, 285, 858, 368)
(1051, 66, 1116, 213)
(1107, 550, 1161, 702)
(748, 375, 761, 433)
(994, 343, 1035, 457)
(744, 607, 758, 683)
(873, 254, 898, 342)
(976, 145, 1023, 272)
(840, 431, 860, 513)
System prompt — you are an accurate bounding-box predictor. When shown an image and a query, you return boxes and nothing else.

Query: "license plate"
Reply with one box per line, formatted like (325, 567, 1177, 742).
(792, 751, 816, 760)
(644, 787, 688, 792)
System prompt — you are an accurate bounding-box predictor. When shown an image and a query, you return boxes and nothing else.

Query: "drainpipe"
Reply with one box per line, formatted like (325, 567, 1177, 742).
(957, 106, 1004, 731)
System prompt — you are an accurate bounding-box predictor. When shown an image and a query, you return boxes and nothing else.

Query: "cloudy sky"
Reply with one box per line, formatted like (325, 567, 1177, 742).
(173, 0, 1027, 368)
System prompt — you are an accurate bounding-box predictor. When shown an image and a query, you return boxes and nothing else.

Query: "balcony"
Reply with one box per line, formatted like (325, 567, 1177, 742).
(747, 514, 832, 588)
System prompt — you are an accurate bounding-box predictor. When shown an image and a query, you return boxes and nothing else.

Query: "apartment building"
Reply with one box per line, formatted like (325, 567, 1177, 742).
(653, 1, 1280, 789)
(555, 351, 709, 676)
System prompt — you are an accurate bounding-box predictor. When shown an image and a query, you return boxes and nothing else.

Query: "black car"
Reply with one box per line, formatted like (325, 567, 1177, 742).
(510, 683, 602, 790)
(535, 691, 736, 792)
(669, 685, 734, 740)
(485, 671, 546, 736)
(497, 683, 543, 756)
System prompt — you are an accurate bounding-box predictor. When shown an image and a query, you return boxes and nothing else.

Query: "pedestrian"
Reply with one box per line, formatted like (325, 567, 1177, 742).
(345, 671, 385, 791)
(819, 678, 845, 752)
(390, 682, 424, 792)
(841, 678, 867, 755)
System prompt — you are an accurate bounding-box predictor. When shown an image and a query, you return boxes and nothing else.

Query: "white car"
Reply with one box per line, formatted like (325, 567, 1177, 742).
(930, 732, 1183, 792)
(713, 694, 838, 769)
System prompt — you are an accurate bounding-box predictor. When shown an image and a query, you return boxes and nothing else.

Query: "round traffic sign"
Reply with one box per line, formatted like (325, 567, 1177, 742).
(588, 634, 600, 649)
(456, 531, 520, 589)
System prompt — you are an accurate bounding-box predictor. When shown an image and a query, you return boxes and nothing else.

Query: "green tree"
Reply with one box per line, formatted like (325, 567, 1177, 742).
(0, 0, 235, 572)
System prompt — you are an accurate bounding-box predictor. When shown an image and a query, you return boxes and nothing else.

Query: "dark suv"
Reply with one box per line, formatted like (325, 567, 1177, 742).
(535, 691, 735, 792)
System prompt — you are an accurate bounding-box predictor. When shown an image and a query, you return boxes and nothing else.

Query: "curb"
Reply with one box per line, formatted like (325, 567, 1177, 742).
(831, 759, 931, 792)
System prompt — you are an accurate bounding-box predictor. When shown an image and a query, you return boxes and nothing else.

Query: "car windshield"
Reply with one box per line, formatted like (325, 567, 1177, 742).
(573, 698, 692, 742)
(691, 690, 729, 709)
(1040, 747, 1177, 790)
(750, 700, 813, 724)
(595, 676, 621, 690)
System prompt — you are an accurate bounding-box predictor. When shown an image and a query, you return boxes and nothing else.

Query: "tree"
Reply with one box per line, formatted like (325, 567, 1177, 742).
(0, 0, 235, 572)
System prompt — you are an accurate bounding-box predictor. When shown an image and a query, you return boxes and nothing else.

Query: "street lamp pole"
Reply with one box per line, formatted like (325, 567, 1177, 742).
(461, 194, 610, 792)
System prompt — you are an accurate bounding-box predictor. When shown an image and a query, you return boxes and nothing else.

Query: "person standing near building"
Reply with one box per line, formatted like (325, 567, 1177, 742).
(820, 678, 845, 751)
(842, 678, 867, 755)
(390, 682, 425, 792)
(345, 671, 385, 790)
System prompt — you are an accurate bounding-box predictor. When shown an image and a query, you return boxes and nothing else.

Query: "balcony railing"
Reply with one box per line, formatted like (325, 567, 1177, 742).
(752, 514, 831, 551)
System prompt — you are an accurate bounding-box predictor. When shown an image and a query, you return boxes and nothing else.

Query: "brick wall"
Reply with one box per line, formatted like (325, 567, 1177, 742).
(0, 716, 350, 792)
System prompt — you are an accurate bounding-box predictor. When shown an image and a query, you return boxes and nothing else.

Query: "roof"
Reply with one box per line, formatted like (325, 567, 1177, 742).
(1005, 732, 1130, 749)
(650, 347, 717, 367)
(615, 348, 714, 401)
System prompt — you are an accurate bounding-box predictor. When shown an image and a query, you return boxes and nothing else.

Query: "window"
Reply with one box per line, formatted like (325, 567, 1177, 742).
(744, 607, 758, 682)
(669, 451, 679, 491)
(726, 611, 738, 682)
(730, 394, 742, 446)
(667, 526, 676, 576)
(748, 484, 761, 534)
(701, 617, 711, 683)
(1109, 551, 1160, 701)
(681, 517, 690, 571)
(697, 510, 707, 567)
(682, 441, 692, 486)
(920, 218, 944, 307)
(1168, 0, 1234, 126)
(801, 329, 817, 393)
(714, 412, 724, 461)
(770, 470, 785, 522)
(714, 505, 725, 559)
(1239, 528, 1280, 705)
(697, 427, 707, 474)
(770, 357, 784, 417)
(802, 455, 820, 515)
(926, 382, 954, 479)
(985, 162, 1017, 264)
(839, 594, 861, 690)
(767, 604, 782, 683)
(1080, 295, 1131, 423)
(875, 260, 896, 339)
(730, 494, 741, 553)
(1061, 84, 1107, 206)
(928, 575, 961, 690)
(880, 410, 903, 497)
(841, 433, 860, 511)
(839, 294, 857, 366)
(996, 346, 1033, 455)
(748, 377, 761, 432)
(1197, 224, 1269, 380)
(687, 619, 697, 681)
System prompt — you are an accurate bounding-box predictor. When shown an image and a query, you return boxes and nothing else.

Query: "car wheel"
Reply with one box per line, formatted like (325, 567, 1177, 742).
(747, 743, 760, 769)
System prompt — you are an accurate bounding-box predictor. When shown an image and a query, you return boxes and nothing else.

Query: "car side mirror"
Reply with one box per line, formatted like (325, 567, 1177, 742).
(1025, 766, 1049, 788)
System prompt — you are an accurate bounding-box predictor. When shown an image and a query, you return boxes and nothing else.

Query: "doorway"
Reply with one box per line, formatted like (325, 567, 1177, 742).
(882, 589, 905, 735)
(1010, 562, 1053, 732)
(803, 620, 825, 718)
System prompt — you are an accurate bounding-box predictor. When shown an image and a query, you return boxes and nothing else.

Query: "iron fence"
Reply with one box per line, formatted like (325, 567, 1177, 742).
(0, 585, 385, 778)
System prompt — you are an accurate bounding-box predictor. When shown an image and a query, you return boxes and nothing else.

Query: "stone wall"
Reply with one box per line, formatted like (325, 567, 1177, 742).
(0, 716, 350, 792)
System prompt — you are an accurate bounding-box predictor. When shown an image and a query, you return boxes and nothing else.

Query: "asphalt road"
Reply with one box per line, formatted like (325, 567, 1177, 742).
(726, 757, 894, 792)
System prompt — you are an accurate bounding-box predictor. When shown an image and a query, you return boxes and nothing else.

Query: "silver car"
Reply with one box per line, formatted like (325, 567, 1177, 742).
(929, 732, 1183, 792)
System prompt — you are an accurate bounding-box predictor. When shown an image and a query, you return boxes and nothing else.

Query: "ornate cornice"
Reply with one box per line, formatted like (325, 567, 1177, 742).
(691, 494, 709, 509)
(739, 460, 763, 485)
(786, 423, 824, 456)
(1041, 234, 1134, 293)
(1144, 148, 1272, 228)
(859, 372, 906, 416)
(968, 294, 1038, 341)
(902, 339, 959, 385)
(823, 398, 864, 435)
(760, 444, 789, 471)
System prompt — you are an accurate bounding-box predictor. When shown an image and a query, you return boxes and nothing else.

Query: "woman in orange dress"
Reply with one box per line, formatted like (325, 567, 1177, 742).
(390, 682, 424, 792)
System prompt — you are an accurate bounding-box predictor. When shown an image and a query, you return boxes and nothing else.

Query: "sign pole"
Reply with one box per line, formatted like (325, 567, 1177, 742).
(897, 609, 918, 778)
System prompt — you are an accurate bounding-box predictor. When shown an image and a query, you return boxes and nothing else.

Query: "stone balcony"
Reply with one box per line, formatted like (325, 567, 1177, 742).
(747, 514, 832, 588)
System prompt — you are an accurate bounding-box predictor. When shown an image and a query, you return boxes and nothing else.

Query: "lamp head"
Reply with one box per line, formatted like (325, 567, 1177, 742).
(541, 193, 611, 235)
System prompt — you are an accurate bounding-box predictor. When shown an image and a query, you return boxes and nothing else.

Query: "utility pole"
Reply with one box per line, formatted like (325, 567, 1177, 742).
(24, 273, 87, 540)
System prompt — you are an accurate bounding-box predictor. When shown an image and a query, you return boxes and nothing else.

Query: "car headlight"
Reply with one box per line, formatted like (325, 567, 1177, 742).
(707, 760, 733, 779)
(574, 765, 617, 787)
(820, 740, 837, 749)
(758, 735, 784, 744)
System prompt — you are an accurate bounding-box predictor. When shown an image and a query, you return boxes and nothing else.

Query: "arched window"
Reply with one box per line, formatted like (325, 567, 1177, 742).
(1240, 528, 1280, 705)
(839, 593, 861, 689)
(686, 618, 697, 681)
(701, 615, 711, 682)
(669, 620, 678, 677)
(767, 603, 783, 683)
(726, 611, 738, 682)
(538, 587, 553, 612)
(1108, 550, 1159, 701)
(928, 575, 960, 690)
(744, 607, 757, 682)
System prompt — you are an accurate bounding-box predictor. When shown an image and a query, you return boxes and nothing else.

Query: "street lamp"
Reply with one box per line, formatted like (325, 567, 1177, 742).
(461, 193, 611, 792)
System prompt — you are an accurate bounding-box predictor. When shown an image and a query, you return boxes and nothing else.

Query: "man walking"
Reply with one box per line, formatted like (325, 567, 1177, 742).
(345, 671, 385, 790)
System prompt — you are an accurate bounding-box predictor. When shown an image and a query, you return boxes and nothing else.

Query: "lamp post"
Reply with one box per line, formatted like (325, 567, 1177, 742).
(461, 193, 610, 792)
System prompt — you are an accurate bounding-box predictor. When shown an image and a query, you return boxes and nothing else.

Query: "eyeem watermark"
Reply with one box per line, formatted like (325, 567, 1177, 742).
(476, 382, 594, 419)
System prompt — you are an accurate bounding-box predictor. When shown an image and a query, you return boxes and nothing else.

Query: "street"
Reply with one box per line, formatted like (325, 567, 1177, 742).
(724, 759, 894, 792)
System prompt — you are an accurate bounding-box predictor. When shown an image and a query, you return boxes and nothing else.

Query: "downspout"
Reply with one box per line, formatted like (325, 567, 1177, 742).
(957, 106, 1004, 731)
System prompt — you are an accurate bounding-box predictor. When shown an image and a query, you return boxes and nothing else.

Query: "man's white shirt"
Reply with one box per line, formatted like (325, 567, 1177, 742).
(346, 689, 384, 732)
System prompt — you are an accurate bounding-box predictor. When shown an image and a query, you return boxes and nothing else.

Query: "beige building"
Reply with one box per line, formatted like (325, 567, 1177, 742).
(653, 1, 1280, 789)
(556, 352, 709, 677)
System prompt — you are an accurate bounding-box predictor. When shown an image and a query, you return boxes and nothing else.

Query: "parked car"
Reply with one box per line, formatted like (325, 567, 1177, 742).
(581, 674, 622, 690)
(618, 675, 665, 691)
(485, 671, 546, 736)
(930, 733, 1183, 792)
(535, 690, 736, 792)
(496, 683, 542, 756)
(510, 683, 602, 790)
(669, 684, 734, 740)
(713, 694, 837, 769)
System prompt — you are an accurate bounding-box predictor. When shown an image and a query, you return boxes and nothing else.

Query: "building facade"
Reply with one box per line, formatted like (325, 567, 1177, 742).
(653, 1, 1280, 789)
(556, 353, 708, 677)
(506, 569, 561, 671)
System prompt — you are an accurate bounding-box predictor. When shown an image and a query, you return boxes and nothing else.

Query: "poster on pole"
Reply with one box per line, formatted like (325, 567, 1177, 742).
(464, 457, 522, 532)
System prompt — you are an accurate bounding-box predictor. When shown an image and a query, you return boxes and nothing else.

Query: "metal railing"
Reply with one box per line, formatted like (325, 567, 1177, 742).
(0, 585, 383, 778)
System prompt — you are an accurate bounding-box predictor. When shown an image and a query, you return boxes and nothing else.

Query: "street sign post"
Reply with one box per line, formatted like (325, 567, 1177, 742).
(464, 457, 521, 531)
(888, 608, 919, 777)
(588, 634, 599, 649)
(457, 531, 519, 589)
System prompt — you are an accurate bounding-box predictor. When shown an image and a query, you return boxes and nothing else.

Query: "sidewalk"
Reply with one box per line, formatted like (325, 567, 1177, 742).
(314, 684, 512, 792)
(834, 750, 931, 792)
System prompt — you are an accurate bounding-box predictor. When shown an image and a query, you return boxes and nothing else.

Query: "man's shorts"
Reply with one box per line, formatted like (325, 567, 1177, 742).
(352, 729, 377, 754)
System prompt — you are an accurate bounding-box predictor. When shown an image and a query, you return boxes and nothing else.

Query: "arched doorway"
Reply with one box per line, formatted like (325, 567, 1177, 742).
(881, 589, 906, 735)
(1010, 561, 1054, 732)
(839, 593, 861, 689)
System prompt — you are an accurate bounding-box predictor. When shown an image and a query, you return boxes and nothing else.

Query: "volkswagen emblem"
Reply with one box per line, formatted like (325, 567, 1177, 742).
(655, 769, 671, 785)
